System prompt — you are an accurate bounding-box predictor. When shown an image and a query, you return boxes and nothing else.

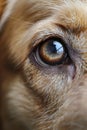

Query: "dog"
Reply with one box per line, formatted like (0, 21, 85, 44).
(0, 0, 87, 130)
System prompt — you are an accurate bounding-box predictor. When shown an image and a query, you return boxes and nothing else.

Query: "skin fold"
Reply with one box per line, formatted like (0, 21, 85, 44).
(0, 0, 87, 130)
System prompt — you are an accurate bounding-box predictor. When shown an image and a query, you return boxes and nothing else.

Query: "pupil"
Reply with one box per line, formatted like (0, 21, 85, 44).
(47, 40, 63, 55)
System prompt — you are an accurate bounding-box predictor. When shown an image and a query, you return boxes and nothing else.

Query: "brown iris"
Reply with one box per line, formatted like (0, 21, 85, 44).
(38, 38, 66, 65)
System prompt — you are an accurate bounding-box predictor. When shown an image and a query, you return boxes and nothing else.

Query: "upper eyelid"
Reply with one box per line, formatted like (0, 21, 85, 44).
(32, 33, 66, 49)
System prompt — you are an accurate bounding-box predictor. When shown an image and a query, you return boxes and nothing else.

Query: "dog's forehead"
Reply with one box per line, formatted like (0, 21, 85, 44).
(1, 0, 87, 30)
(14, 0, 87, 31)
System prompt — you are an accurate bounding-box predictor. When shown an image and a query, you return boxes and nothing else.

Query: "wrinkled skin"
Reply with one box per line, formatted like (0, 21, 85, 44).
(0, 0, 87, 130)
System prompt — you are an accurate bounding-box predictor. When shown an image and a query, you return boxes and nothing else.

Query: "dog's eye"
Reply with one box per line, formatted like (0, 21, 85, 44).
(34, 38, 68, 66)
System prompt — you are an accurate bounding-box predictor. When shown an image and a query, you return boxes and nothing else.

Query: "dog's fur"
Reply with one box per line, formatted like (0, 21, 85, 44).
(0, 0, 87, 130)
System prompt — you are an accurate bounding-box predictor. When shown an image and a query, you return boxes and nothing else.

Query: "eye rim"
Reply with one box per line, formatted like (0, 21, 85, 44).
(32, 36, 70, 67)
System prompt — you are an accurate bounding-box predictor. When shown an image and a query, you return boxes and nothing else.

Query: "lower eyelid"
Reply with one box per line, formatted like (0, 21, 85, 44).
(34, 49, 49, 67)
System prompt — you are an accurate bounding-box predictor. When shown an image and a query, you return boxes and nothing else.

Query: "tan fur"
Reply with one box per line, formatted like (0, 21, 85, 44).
(0, 0, 6, 16)
(0, 0, 87, 130)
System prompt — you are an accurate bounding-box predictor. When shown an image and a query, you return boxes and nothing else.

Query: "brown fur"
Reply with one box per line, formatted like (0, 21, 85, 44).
(0, 0, 87, 130)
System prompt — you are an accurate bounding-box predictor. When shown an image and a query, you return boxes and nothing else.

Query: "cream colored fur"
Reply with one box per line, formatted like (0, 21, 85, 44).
(0, 0, 87, 130)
